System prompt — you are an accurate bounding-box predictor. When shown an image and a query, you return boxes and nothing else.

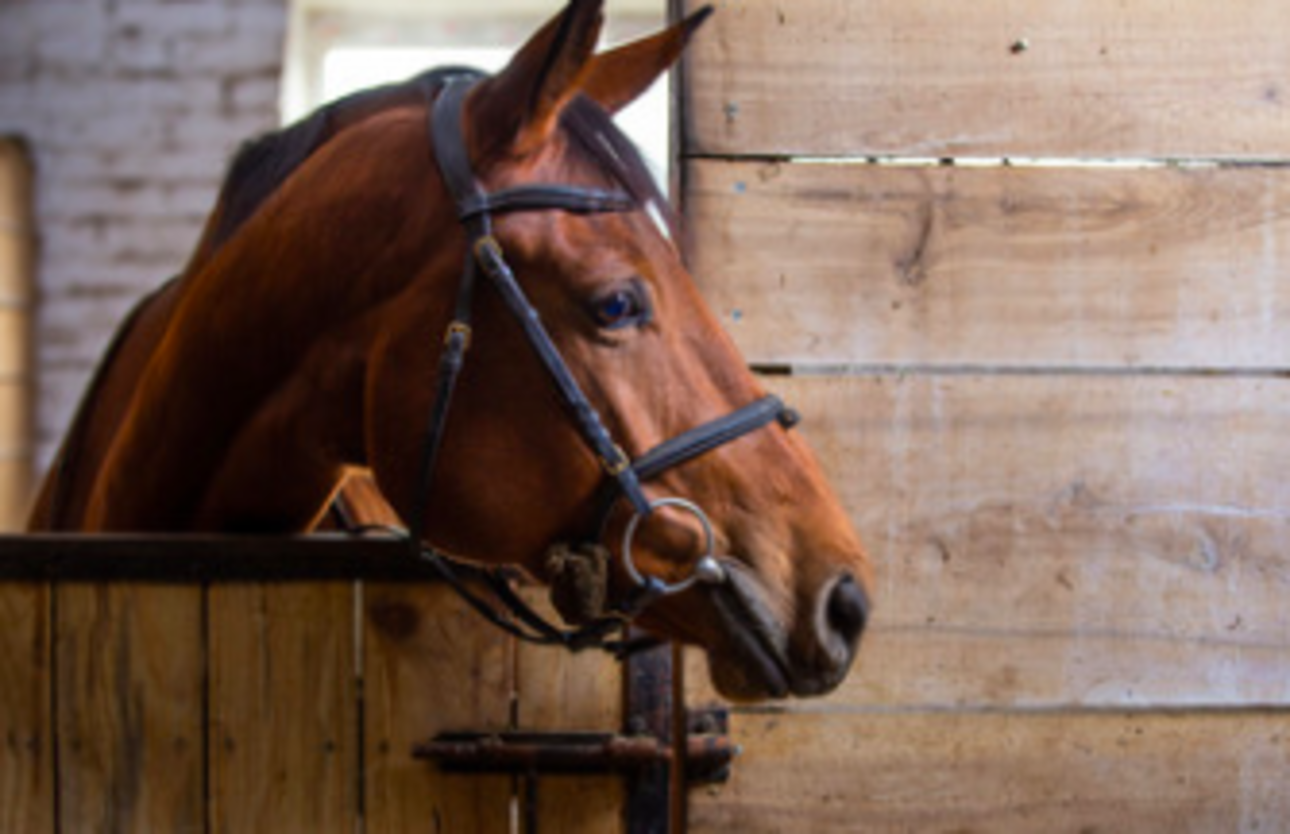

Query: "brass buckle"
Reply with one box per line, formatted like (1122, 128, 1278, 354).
(601, 445, 631, 477)
(473, 234, 502, 263)
(444, 320, 472, 349)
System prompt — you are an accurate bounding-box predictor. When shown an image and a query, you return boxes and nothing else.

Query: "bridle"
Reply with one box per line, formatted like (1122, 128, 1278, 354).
(405, 74, 800, 655)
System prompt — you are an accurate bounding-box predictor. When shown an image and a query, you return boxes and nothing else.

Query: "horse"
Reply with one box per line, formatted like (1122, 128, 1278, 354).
(28, 0, 874, 701)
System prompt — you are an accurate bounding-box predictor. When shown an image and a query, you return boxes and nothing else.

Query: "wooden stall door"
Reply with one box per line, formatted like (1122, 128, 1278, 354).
(680, 0, 1290, 830)
(364, 582, 632, 834)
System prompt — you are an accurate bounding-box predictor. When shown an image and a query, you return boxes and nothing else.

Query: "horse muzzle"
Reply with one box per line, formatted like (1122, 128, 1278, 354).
(706, 560, 870, 701)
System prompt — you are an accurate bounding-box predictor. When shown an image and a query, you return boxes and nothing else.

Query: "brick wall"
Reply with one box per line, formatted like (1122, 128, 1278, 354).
(0, 0, 287, 476)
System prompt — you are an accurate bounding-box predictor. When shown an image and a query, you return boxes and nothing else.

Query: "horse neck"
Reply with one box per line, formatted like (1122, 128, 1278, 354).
(82, 182, 456, 532)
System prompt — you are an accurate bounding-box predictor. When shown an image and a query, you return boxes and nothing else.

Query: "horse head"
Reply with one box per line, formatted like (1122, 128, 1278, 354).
(360, 0, 874, 699)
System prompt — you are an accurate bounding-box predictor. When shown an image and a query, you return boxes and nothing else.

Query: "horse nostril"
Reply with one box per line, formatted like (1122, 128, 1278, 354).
(827, 574, 869, 646)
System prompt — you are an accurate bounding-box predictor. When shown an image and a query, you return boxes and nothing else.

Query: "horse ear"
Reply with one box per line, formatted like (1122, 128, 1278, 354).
(581, 6, 714, 115)
(469, 0, 604, 158)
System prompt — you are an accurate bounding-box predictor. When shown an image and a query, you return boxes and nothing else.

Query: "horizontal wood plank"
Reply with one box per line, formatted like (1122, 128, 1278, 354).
(688, 374, 1290, 709)
(682, 0, 1290, 159)
(690, 709, 1290, 833)
(686, 160, 1290, 369)
(0, 533, 448, 580)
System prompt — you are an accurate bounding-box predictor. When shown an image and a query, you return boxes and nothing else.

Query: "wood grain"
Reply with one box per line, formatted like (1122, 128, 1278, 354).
(0, 139, 33, 303)
(55, 584, 204, 833)
(682, 0, 1290, 159)
(515, 589, 625, 834)
(0, 139, 32, 531)
(363, 582, 515, 834)
(687, 374, 1290, 709)
(686, 160, 1290, 369)
(207, 583, 358, 833)
(0, 581, 51, 834)
(690, 709, 1290, 833)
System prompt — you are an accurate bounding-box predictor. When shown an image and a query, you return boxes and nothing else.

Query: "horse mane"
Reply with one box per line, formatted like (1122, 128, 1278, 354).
(561, 94, 678, 238)
(212, 67, 673, 252)
(209, 67, 471, 251)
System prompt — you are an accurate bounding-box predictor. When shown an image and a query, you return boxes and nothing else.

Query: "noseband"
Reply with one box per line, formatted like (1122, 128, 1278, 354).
(406, 74, 799, 655)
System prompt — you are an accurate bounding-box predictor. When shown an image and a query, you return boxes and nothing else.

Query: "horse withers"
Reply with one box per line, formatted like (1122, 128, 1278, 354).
(29, 0, 874, 701)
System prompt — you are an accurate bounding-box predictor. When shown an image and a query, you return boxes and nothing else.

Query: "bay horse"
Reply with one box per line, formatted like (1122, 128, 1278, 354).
(28, 0, 873, 700)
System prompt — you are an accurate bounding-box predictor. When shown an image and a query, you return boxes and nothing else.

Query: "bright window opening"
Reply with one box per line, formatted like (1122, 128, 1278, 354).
(283, 1, 670, 183)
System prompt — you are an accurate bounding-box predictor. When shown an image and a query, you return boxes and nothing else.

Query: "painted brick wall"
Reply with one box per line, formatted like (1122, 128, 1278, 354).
(0, 0, 287, 475)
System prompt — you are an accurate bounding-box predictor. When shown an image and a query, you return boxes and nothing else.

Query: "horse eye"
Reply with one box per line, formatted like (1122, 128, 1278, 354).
(593, 283, 651, 330)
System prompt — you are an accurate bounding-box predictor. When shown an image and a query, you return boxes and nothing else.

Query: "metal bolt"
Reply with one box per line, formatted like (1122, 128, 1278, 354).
(694, 556, 727, 586)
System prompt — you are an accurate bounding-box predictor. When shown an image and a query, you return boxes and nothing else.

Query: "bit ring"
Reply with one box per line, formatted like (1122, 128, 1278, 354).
(620, 497, 727, 595)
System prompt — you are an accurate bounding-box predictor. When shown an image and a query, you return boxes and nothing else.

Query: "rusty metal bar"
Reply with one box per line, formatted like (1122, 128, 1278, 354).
(414, 730, 737, 782)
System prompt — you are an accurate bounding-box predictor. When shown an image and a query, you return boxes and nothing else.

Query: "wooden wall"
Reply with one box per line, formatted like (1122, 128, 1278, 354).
(679, 0, 1290, 831)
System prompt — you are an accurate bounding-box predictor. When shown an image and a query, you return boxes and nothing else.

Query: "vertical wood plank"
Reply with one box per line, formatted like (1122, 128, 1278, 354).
(364, 582, 515, 834)
(515, 590, 624, 834)
(0, 581, 52, 833)
(56, 583, 205, 833)
(0, 138, 33, 533)
(207, 582, 358, 833)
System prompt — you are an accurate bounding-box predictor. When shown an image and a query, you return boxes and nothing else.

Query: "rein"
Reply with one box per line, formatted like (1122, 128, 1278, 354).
(407, 74, 801, 655)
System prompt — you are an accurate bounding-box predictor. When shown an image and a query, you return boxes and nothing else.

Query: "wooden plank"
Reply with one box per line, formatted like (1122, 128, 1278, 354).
(0, 380, 31, 455)
(207, 582, 358, 833)
(682, 0, 1290, 159)
(0, 138, 32, 534)
(0, 581, 51, 833)
(688, 374, 1290, 709)
(0, 228, 32, 303)
(0, 459, 33, 533)
(0, 307, 30, 378)
(363, 583, 514, 834)
(689, 709, 1290, 833)
(56, 583, 205, 833)
(515, 590, 625, 834)
(0, 533, 441, 581)
(0, 138, 33, 303)
(686, 160, 1290, 369)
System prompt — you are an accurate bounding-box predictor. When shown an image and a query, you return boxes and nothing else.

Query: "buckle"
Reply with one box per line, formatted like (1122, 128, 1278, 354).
(600, 444, 631, 477)
(444, 320, 472, 349)
(472, 234, 503, 263)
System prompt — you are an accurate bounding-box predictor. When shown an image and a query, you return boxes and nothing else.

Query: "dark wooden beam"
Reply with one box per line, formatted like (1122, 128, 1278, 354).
(0, 533, 447, 582)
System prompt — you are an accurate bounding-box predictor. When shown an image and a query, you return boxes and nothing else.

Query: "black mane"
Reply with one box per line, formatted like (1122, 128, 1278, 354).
(210, 67, 673, 251)
(211, 67, 470, 250)
(562, 93, 677, 236)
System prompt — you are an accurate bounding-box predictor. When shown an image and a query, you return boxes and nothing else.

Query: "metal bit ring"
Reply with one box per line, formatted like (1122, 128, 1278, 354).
(620, 497, 727, 595)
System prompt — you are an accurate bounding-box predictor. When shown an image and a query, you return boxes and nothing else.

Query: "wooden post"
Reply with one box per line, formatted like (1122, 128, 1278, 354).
(0, 138, 46, 834)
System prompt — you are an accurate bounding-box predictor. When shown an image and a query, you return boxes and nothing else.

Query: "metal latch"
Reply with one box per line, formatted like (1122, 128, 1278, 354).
(414, 707, 735, 786)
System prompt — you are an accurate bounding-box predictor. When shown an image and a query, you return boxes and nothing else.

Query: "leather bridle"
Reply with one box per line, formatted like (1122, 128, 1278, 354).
(406, 74, 800, 655)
